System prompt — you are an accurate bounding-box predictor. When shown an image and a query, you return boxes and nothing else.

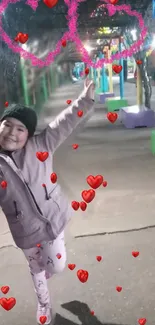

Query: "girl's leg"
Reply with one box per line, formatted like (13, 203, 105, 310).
(22, 245, 51, 324)
(22, 245, 51, 304)
(22, 231, 66, 324)
(41, 231, 67, 277)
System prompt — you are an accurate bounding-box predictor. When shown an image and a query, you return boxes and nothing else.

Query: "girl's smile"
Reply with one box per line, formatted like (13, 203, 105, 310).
(0, 117, 29, 151)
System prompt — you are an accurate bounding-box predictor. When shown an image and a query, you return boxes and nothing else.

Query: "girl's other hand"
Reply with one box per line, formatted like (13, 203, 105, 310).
(84, 78, 95, 101)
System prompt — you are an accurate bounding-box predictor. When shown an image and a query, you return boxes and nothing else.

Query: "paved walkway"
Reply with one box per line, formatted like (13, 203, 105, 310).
(1, 78, 155, 325)
(39, 77, 155, 238)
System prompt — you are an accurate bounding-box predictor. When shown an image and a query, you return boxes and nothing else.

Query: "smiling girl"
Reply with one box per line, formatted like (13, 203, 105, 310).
(0, 78, 95, 324)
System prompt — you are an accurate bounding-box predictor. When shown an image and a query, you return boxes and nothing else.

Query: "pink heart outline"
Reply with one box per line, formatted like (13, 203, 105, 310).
(0, 0, 78, 67)
(106, 4, 116, 16)
(72, 0, 148, 69)
(0, 0, 148, 69)
(26, 0, 38, 11)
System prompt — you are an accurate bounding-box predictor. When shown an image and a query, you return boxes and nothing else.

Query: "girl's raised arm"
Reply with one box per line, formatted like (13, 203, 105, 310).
(34, 79, 95, 153)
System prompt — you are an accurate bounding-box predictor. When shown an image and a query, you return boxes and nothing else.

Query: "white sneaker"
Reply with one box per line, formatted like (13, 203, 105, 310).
(37, 303, 52, 324)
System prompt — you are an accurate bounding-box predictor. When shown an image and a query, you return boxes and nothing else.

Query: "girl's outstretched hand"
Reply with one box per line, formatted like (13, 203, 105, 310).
(84, 78, 95, 101)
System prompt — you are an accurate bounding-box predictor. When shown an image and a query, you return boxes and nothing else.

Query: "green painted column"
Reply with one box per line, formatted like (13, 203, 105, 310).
(50, 66, 56, 90)
(20, 58, 30, 106)
(47, 70, 52, 95)
(49, 66, 53, 90)
(34, 81, 44, 114)
(151, 130, 155, 155)
(55, 69, 59, 88)
(41, 73, 48, 102)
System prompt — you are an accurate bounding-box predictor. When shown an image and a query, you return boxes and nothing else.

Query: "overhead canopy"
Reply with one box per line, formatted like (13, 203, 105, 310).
(2, 0, 152, 34)
(0, 0, 152, 68)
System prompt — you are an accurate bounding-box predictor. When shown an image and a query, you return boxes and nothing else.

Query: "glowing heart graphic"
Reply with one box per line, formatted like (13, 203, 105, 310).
(86, 175, 103, 189)
(0, 0, 78, 67)
(112, 65, 122, 74)
(116, 286, 122, 292)
(79, 201, 87, 211)
(68, 263, 76, 270)
(109, 0, 119, 4)
(17, 32, 29, 44)
(103, 180, 108, 187)
(73, 0, 147, 68)
(77, 269, 89, 283)
(107, 112, 118, 123)
(0, 297, 16, 311)
(81, 189, 95, 203)
(4, 101, 9, 107)
(138, 318, 146, 325)
(136, 60, 142, 65)
(36, 152, 49, 162)
(71, 201, 80, 211)
(132, 251, 139, 258)
(72, 143, 79, 149)
(1, 286, 10, 294)
(106, 4, 116, 16)
(39, 316, 47, 324)
(0, 0, 147, 68)
(0, 181, 7, 188)
(43, 0, 58, 8)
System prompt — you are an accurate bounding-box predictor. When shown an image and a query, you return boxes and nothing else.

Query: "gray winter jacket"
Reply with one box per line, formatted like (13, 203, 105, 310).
(0, 86, 94, 249)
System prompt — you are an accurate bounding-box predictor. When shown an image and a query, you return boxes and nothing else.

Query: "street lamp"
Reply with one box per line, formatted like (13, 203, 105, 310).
(22, 44, 28, 51)
(131, 29, 137, 41)
(84, 44, 94, 53)
(151, 35, 155, 48)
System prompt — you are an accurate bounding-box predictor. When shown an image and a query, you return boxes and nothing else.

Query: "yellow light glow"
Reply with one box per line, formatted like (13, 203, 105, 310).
(83, 44, 94, 53)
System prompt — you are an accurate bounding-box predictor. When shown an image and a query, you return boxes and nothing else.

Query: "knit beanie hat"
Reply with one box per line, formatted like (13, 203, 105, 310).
(0, 104, 37, 137)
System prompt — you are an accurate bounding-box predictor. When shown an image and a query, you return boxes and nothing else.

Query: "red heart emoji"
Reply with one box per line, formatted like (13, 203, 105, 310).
(14, 36, 19, 42)
(43, 0, 58, 8)
(138, 318, 146, 325)
(67, 99, 72, 104)
(107, 112, 118, 123)
(109, 0, 119, 4)
(68, 264, 76, 270)
(96, 256, 102, 262)
(77, 110, 83, 117)
(56, 253, 61, 259)
(71, 201, 80, 211)
(18, 32, 29, 44)
(15, 32, 21, 42)
(79, 201, 87, 211)
(4, 101, 9, 107)
(82, 189, 95, 203)
(36, 243, 41, 247)
(86, 175, 103, 189)
(72, 144, 79, 150)
(77, 269, 89, 283)
(36, 152, 49, 162)
(103, 181, 108, 187)
(132, 251, 139, 258)
(90, 310, 95, 315)
(112, 65, 122, 74)
(50, 173, 57, 183)
(1, 181, 7, 188)
(85, 68, 90, 75)
(116, 286, 122, 292)
(61, 40, 67, 47)
(39, 316, 47, 324)
(1, 286, 10, 294)
(0, 297, 16, 311)
(136, 60, 142, 65)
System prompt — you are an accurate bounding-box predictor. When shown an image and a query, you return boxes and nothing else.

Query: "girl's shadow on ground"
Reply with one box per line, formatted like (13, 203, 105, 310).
(54, 300, 130, 325)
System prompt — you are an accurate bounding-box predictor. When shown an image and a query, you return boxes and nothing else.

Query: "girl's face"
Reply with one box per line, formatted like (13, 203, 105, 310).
(0, 117, 29, 151)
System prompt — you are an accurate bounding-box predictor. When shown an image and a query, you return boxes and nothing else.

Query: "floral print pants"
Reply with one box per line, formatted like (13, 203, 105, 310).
(22, 231, 66, 306)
